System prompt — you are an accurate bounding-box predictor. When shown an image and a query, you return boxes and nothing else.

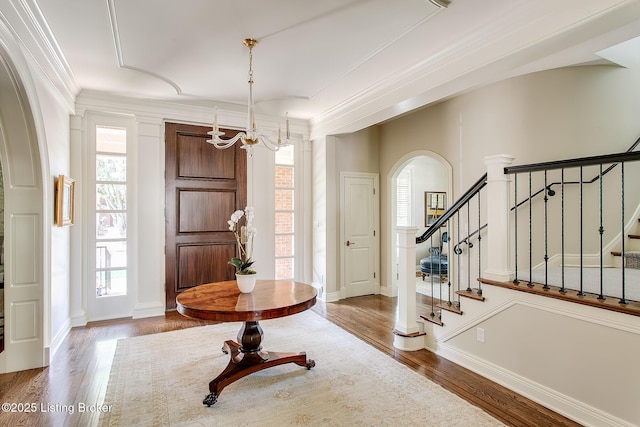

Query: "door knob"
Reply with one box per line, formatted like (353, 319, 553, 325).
(346, 240, 355, 246)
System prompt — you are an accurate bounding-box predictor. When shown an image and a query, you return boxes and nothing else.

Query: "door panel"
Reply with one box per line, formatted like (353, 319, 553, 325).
(178, 190, 236, 232)
(177, 244, 237, 291)
(165, 122, 246, 309)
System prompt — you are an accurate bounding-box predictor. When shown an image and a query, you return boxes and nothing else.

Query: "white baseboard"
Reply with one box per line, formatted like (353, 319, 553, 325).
(133, 302, 165, 319)
(48, 317, 71, 364)
(324, 291, 341, 302)
(70, 311, 87, 327)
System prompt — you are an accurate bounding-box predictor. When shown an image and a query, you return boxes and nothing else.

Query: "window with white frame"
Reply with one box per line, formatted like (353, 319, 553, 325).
(396, 167, 412, 226)
(274, 145, 295, 279)
(95, 126, 127, 297)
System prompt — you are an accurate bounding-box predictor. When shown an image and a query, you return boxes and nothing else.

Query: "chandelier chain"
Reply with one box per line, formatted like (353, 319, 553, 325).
(247, 44, 253, 83)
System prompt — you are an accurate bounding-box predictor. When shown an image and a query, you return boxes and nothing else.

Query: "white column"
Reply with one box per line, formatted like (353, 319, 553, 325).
(483, 154, 515, 282)
(393, 226, 425, 351)
(133, 115, 165, 318)
(69, 111, 87, 326)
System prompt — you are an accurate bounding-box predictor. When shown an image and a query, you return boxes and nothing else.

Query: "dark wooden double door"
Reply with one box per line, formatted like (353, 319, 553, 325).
(165, 122, 246, 309)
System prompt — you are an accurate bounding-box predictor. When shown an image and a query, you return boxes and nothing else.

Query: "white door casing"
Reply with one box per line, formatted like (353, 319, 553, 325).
(340, 173, 379, 298)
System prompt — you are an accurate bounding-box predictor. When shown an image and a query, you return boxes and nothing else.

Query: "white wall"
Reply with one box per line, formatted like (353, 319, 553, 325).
(32, 69, 73, 356)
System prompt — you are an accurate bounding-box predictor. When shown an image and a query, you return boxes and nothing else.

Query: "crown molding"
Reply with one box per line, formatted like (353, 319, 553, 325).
(75, 90, 310, 140)
(309, 0, 635, 139)
(1, 0, 79, 111)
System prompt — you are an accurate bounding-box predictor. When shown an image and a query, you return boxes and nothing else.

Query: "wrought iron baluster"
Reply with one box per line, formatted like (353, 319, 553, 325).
(598, 163, 605, 301)
(620, 161, 628, 304)
(560, 168, 566, 293)
(543, 170, 550, 289)
(467, 202, 472, 292)
(430, 234, 436, 317)
(528, 171, 533, 287)
(456, 212, 461, 308)
(446, 220, 452, 306)
(578, 166, 585, 296)
(477, 193, 482, 296)
(513, 173, 519, 284)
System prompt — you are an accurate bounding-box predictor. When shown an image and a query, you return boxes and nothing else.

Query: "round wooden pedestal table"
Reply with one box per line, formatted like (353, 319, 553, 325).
(176, 279, 317, 406)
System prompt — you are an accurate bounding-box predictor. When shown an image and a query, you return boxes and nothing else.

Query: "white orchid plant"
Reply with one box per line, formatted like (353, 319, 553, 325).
(227, 206, 257, 275)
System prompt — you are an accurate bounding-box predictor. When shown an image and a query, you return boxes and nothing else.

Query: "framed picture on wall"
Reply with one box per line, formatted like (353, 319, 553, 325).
(425, 191, 446, 227)
(55, 175, 75, 227)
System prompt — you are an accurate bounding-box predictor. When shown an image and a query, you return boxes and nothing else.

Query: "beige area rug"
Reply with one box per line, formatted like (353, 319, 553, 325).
(99, 311, 504, 427)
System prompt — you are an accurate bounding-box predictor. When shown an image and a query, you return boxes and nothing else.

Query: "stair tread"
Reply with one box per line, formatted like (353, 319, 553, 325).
(456, 288, 485, 301)
(612, 251, 640, 256)
(437, 302, 463, 315)
(478, 277, 640, 317)
(420, 314, 444, 326)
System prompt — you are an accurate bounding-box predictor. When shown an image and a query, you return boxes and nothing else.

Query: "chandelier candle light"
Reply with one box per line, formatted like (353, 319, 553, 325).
(207, 38, 291, 156)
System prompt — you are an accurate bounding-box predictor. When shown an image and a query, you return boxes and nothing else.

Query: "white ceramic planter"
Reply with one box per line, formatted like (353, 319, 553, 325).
(235, 273, 257, 293)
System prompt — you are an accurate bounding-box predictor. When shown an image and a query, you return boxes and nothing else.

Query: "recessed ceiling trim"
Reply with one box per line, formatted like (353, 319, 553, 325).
(308, 8, 440, 100)
(107, 0, 182, 95)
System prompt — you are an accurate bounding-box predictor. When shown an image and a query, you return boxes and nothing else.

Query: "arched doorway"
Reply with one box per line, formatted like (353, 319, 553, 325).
(0, 24, 48, 372)
(388, 151, 452, 297)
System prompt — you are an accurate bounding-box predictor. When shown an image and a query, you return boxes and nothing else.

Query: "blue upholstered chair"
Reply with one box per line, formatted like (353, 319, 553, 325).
(420, 232, 448, 282)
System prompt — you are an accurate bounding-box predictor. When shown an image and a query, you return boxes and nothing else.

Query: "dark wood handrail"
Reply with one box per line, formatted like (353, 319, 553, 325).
(505, 146, 640, 174)
(417, 173, 487, 244)
(507, 137, 640, 210)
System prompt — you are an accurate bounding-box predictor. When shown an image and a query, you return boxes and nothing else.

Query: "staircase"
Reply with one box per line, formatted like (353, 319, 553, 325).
(394, 145, 640, 427)
(611, 218, 640, 268)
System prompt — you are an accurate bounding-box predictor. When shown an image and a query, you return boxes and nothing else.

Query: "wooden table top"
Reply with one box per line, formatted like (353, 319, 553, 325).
(176, 280, 317, 322)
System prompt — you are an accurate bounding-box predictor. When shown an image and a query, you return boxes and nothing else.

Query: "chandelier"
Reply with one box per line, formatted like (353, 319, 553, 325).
(207, 38, 290, 155)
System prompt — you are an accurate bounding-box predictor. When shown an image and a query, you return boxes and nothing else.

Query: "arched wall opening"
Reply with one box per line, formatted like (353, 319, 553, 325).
(387, 151, 452, 297)
(0, 25, 47, 373)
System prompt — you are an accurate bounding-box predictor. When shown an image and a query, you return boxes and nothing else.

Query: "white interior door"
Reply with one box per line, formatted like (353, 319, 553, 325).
(341, 173, 378, 298)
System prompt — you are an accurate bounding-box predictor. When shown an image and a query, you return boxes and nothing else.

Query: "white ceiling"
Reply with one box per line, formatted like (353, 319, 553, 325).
(30, 0, 640, 136)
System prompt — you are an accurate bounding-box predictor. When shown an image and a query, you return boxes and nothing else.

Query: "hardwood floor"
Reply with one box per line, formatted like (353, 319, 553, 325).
(0, 295, 581, 427)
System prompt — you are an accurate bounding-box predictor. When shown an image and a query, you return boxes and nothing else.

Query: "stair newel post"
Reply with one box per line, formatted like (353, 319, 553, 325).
(393, 226, 426, 351)
(483, 154, 516, 282)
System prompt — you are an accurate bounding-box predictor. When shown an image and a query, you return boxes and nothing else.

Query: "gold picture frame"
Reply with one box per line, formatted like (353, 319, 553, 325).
(425, 191, 446, 227)
(55, 175, 75, 227)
